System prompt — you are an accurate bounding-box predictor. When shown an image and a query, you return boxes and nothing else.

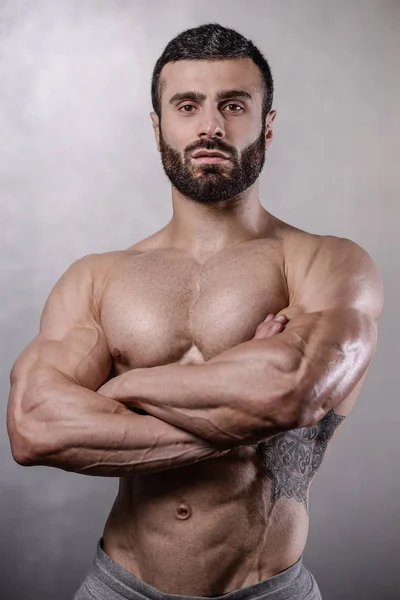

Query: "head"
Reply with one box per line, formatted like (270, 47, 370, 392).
(150, 23, 276, 205)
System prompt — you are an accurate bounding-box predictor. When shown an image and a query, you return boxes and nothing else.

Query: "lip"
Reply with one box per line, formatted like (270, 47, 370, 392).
(191, 150, 230, 160)
(192, 156, 230, 164)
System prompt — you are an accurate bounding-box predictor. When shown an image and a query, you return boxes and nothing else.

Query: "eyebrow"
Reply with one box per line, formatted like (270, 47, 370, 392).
(168, 89, 253, 105)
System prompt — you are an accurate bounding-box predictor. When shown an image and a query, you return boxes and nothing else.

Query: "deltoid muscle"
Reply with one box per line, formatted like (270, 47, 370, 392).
(254, 410, 345, 510)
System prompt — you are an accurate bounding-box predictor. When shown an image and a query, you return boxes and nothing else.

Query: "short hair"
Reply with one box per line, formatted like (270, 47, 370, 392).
(151, 23, 274, 121)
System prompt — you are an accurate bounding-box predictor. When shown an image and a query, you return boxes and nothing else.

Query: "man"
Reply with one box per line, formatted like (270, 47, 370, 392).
(7, 23, 383, 600)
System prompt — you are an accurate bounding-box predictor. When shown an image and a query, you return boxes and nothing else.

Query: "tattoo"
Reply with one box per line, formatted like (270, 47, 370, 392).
(254, 409, 345, 510)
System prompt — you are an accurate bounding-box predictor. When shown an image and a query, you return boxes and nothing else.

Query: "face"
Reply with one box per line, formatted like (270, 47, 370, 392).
(151, 58, 276, 204)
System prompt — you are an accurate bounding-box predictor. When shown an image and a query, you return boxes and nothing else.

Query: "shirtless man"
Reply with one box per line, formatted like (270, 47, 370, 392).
(7, 23, 383, 600)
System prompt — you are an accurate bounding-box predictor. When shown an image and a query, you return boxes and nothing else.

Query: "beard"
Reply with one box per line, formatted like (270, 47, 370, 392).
(159, 121, 267, 204)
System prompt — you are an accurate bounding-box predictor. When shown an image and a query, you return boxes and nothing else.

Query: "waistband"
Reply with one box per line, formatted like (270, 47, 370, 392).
(92, 539, 313, 600)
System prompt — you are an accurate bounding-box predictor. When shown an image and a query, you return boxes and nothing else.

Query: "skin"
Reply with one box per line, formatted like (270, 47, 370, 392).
(7, 57, 383, 595)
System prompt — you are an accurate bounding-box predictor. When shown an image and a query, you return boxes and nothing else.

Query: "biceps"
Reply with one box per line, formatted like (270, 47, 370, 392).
(13, 329, 111, 394)
(288, 309, 376, 410)
(56, 326, 111, 388)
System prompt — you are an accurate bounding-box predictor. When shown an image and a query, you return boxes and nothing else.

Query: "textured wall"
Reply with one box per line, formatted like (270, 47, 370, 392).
(1, 1, 399, 598)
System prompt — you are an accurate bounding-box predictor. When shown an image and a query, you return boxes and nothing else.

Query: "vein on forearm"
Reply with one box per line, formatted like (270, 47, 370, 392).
(103, 309, 376, 447)
(105, 340, 299, 447)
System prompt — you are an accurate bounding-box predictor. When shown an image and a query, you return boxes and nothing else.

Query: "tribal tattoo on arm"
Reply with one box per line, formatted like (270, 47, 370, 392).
(254, 409, 345, 511)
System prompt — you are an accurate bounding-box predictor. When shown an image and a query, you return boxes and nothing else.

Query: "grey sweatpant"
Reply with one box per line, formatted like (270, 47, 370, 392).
(73, 540, 322, 600)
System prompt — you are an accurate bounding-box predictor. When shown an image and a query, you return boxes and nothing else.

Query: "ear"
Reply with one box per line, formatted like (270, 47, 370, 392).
(265, 110, 277, 148)
(150, 112, 161, 152)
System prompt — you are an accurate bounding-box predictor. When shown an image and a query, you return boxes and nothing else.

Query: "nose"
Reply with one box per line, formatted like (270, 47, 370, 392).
(197, 108, 226, 140)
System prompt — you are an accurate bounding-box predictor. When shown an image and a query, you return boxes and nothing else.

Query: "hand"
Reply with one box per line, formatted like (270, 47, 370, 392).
(97, 374, 124, 399)
(97, 372, 146, 411)
(253, 313, 288, 340)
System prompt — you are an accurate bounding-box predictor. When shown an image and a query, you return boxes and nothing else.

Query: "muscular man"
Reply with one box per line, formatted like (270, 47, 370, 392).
(7, 23, 383, 600)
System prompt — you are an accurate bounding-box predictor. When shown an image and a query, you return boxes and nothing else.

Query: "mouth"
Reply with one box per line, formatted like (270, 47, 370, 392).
(192, 156, 230, 164)
(191, 150, 230, 164)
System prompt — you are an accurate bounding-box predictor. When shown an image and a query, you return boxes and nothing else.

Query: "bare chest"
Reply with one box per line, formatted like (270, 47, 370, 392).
(100, 240, 288, 369)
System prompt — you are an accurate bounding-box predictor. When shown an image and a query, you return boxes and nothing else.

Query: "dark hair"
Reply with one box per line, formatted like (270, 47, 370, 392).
(151, 23, 274, 121)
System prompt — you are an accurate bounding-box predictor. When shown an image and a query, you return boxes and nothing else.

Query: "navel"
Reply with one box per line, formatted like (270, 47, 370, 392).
(175, 503, 191, 520)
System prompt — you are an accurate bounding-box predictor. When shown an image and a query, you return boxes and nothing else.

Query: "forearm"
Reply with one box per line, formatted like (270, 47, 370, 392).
(98, 308, 375, 447)
(8, 380, 230, 476)
(97, 351, 292, 447)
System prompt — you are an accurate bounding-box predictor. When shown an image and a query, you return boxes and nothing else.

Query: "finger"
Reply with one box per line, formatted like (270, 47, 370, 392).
(274, 314, 288, 323)
(254, 319, 285, 339)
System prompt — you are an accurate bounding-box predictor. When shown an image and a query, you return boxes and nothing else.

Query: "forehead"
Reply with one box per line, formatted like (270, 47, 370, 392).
(160, 58, 263, 103)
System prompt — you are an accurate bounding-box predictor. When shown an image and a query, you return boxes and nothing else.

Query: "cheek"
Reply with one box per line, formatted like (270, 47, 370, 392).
(160, 125, 183, 151)
(163, 113, 197, 147)
(226, 122, 259, 150)
(240, 127, 266, 152)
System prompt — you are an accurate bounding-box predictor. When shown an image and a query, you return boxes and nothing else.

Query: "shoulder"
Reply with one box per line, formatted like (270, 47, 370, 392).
(63, 246, 145, 279)
(41, 248, 144, 331)
(279, 227, 384, 316)
(50, 248, 142, 305)
(58, 251, 124, 287)
(57, 229, 167, 290)
(281, 226, 378, 277)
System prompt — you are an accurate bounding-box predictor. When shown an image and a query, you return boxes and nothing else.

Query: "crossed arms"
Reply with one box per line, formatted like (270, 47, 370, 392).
(7, 236, 383, 476)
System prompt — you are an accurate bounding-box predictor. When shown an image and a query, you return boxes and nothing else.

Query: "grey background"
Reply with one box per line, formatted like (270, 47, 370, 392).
(1, 1, 399, 598)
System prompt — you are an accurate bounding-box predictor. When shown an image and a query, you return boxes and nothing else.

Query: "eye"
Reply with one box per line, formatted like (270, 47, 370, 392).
(223, 103, 244, 113)
(178, 104, 196, 113)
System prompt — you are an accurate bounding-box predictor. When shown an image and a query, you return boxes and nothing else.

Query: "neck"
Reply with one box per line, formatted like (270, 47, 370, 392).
(164, 181, 271, 259)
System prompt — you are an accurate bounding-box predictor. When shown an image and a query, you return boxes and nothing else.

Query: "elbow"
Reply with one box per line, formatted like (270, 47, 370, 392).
(9, 425, 51, 467)
(10, 437, 38, 467)
(8, 422, 39, 466)
(7, 409, 58, 467)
